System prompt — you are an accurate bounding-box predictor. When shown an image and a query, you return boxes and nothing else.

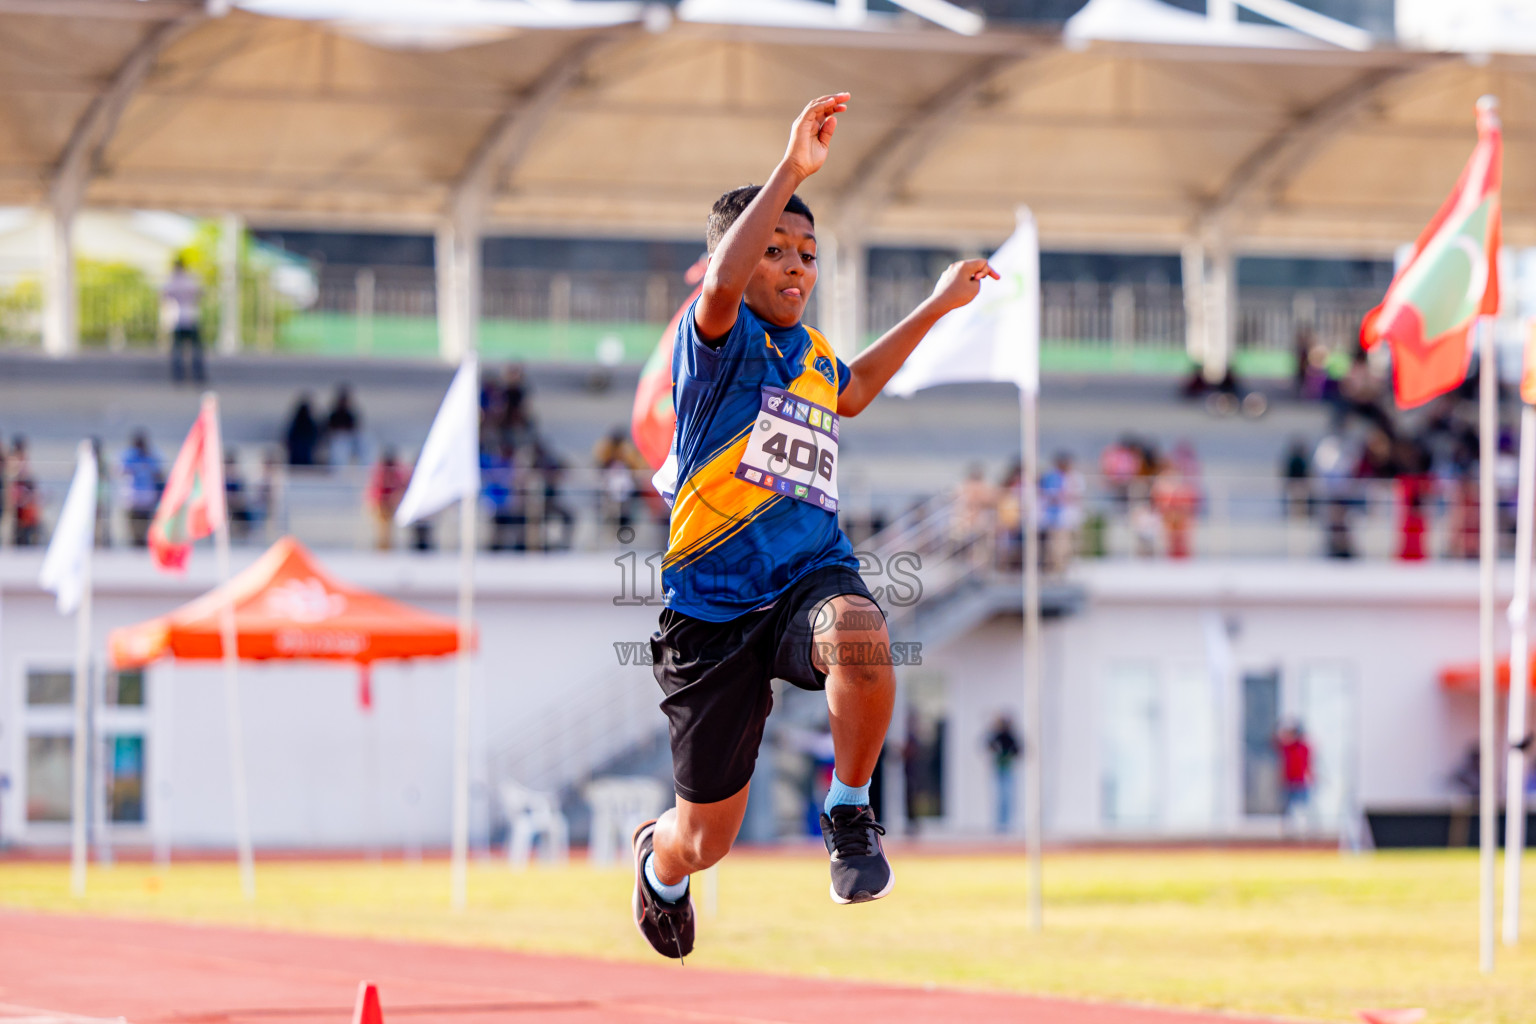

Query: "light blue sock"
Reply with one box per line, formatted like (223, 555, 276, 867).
(644, 852, 689, 902)
(824, 772, 871, 815)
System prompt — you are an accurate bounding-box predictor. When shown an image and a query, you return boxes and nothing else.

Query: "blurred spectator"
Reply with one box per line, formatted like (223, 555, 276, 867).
(1292, 324, 1314, 395)
(996, 462, 1023, 569)
(1395, 438, 1432, 562)
(482, 364, 533, 452)
(1452, 743, 1480, 798)
(253, 449, 280, 538)
(119, 431, 162, 548)
(366, 448, 409, 550)
(951, 464, 998, 554)
(1448, 455, 1480, 561)
(92, 438, 111, 548)
(1100, 436, 1141, 508)
(225, 450, 255, 542)
(593, 427, 646, 535)
(1281, 438, 1311, 519)
(9, 437, 39, 547)
(1325, 501, 1356, 560)
(1276, 723, 1314, 836)
(985, 714, 1021, 834)
(531, 440, 575, 551)
(1498, 427, 1519, 554)
(1039, 452, 1084, 573)
(163, 256, 206, 384)
(324, 384, 363, 466)
(1152, 459, 1198, 559)
(481, 443, 522, 551)
(285, 395, 321, 467)
(1336, 349, 1392, 437)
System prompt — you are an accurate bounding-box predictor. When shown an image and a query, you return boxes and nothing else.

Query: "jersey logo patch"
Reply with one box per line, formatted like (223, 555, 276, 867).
(814, 355, 836, 385)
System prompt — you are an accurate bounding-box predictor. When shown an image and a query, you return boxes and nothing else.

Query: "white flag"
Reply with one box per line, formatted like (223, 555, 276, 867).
(39, 441, 98, 615)
(886, 207, 1040, 397)
(396, 355, 481, 525)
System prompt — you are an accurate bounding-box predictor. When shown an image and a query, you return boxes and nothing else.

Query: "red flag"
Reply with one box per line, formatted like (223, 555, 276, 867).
(148, 395, 227, 572)
(631, 257, 707, 470)
(1361, 97, 1502, 408)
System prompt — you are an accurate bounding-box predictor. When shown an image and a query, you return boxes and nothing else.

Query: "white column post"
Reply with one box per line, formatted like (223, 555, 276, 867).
(1181, 240, 1206, 368)
(1504, 402, 1535, 946)
(1204, 243, 1234, 386)
(355, 267, 375, 355)
(1479, 318, 1498, 974)
(42, 204, 78, 357)
(820, 227, 865, 363)
(435, 216, 481, 364)
(217, 213, 242, 355)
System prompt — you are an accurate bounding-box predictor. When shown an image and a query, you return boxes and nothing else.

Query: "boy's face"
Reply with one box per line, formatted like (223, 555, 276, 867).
(738, 212, 817, 328)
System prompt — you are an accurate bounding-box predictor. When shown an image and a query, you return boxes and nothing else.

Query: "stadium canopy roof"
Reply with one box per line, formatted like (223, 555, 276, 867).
(2, 0, 1531, 254)
(6, 0, 1536, 363)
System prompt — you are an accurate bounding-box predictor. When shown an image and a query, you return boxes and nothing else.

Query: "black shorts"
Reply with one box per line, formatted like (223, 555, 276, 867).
(649, 563, 881, 804)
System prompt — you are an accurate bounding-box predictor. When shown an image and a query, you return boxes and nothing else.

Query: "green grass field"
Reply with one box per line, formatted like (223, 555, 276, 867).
(1, 849, 1530, 1023)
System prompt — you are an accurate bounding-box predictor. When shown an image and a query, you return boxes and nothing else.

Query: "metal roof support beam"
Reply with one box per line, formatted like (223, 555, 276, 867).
(820, 54, 1025, 359)
(42, 11, 199, 356)
(436, 29, 631, 362)
(1202, 60, 1431, 227)
(835, 55, 1023, 231)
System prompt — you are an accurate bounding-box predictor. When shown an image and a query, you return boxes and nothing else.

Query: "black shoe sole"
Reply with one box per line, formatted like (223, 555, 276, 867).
(631, 819, 689, 960)
(830, 867, 896, 905)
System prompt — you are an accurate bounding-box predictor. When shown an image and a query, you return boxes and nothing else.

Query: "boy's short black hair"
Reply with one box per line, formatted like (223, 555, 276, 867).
(706, 185, 814, 253)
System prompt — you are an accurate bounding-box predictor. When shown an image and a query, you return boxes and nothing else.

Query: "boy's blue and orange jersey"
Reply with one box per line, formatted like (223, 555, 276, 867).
(654, 300, 858, 621)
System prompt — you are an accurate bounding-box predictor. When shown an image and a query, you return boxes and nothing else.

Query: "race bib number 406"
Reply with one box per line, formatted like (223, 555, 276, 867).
(734, 385, 839, 512)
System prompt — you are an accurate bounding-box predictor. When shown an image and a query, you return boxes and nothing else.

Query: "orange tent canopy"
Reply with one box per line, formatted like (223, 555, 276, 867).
(109, 536, 470, 669)
(1439, 657, 1536, 694)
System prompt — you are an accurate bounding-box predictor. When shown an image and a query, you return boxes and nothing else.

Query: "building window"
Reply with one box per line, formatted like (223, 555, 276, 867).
(105, 670, 146, 708)
(26, 670, 73, 707)
(25, 736, 72, 822)
(104, 734, 146, 823)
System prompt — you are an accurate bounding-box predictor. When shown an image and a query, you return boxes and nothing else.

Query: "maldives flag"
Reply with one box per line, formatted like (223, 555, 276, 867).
(631, 256, 708, 470)
(149, 394, 227, 572)
(1361, 97, 1502, 408)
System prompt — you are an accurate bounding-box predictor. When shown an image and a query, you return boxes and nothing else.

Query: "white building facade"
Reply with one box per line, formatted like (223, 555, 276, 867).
(0, 550, 1503, 851)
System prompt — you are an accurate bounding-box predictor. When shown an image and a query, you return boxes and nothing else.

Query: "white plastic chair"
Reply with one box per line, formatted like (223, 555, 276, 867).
(585, 776, 669, 867)
(499, 779, 569, 868)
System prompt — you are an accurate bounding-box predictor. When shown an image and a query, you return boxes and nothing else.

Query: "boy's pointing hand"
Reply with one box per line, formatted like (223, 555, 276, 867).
(783, 93, 850, 180)
(928, 258, 1001, 314)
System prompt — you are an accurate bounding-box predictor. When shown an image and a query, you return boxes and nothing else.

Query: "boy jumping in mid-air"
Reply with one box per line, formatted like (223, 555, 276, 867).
(634, 93, 998, 959)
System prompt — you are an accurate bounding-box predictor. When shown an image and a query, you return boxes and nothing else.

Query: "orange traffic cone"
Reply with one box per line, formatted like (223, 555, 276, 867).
(352, 981, 383, 1024)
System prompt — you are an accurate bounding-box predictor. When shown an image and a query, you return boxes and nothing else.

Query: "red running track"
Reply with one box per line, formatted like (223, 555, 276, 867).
(0, 910, 1265, 1024)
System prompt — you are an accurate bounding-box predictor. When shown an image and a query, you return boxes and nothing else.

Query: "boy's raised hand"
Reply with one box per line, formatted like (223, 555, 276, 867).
(929, 258, 1001, 314)
(782, 93, 850, 180)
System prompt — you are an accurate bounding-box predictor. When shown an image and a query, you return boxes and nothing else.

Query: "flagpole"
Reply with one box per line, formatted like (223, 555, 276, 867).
(450, 396, 478, 912)
(1021, 383, 1043, 933)
(69, 442, 94, 897)
(1504, 398, 1535, 946)
(207, 394, 256, 901)
(1478, 316, 1498, 974)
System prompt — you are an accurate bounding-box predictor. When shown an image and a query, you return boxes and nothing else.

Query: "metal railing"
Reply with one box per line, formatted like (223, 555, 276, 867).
(0, 457, 1505, 564)
(1, 262, 1380, 364)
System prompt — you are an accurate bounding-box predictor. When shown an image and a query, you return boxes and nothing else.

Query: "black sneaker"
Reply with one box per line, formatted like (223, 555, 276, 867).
(819, 804, 894, 904)
(631, 820, 695, 961)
